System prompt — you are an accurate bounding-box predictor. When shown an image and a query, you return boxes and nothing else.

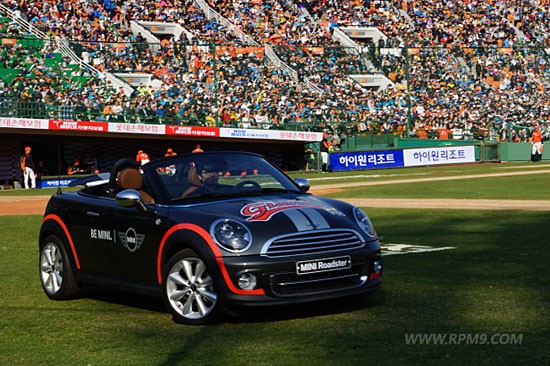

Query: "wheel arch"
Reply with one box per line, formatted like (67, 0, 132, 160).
(156, 223, 266, 296)
(40, 218, 62, 243)
(162, 230, 216, 266)
(40, 214, 81, 270)
(157, 225, 223, 285)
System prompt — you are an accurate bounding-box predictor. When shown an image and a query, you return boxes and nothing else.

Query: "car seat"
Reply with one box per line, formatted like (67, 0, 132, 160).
(116, 168, 155, 203)
(181, 165, 202, 197)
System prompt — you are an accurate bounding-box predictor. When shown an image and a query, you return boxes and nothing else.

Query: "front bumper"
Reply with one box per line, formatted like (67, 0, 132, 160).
(218, 246, 382, 307)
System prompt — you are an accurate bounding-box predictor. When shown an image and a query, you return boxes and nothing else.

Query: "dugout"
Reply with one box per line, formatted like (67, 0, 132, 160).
(0, 130, 313, 188)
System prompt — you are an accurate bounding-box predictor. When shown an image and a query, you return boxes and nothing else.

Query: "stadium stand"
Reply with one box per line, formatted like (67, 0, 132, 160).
(0, 0, 548, 142)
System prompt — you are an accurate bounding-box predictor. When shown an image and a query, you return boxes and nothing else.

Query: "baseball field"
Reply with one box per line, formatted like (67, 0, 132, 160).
(1, 162, 549, 365)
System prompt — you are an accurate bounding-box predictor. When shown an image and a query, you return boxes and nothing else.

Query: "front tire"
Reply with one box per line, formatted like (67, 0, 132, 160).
(39, 235, 81, 300)
(162, 249, 224, 325)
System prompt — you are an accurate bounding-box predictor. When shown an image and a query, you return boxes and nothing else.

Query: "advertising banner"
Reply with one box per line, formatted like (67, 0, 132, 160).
(0, 117, 49, 130)
(219, 128, 323, 142)
(329, 145, 476, 171)
(49, 120, 108, 132)
(108, 122, 166, 135)
(165, 125, 219, 137)
(330, 150, 405, 171)
(4, 117, 323, 143)
(403, 146, 476, 167)
(40, 179, 77, 188)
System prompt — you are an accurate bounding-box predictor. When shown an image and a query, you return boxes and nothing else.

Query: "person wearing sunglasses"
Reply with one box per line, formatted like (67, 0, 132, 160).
(181, 163, 223, 197)
(199, 164, 221, 189)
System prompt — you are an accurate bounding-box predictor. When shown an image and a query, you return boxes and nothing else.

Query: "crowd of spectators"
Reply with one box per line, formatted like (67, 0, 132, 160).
(0, 0, 548, 143)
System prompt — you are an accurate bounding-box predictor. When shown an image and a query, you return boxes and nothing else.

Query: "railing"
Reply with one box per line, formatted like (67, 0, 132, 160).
(0, 96, 517, 145)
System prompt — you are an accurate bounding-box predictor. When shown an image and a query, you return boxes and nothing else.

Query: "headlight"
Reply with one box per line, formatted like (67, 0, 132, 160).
(211, 219, 252, 253)
(354, 207, 376, 238)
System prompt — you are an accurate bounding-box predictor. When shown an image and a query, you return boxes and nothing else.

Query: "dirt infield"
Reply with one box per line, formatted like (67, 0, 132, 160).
(0, 196, 51, 216)
(3, 195, 549, 215)
(1, 167, 550, 215)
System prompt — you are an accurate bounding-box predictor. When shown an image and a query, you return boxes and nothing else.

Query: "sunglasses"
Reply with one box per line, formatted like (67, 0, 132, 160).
(200, 165, 218, 174)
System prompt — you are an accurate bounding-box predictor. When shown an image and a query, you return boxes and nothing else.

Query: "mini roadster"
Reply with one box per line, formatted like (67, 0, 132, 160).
(39, 151, 381, 325)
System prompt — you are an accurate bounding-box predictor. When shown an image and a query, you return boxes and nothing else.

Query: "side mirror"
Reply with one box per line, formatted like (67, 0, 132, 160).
(294, 177, 310, 192)
(115, 189, 147, 211)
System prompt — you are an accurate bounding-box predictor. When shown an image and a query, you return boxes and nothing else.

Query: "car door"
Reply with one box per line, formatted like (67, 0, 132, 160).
(61, 194, 105, 270)
(85, 198, 166, 285)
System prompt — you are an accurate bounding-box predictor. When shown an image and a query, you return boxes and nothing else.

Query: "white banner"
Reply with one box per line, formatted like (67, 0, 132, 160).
(108, 122, 166, 135)
(1, 117, 324, 142)
(0, 117, 49, 130)
(403, 145, 476, 167)
(219, 128, 323, 142)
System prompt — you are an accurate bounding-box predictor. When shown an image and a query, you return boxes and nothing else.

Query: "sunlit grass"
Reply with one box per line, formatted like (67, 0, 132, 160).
(0, 169, 548, 365)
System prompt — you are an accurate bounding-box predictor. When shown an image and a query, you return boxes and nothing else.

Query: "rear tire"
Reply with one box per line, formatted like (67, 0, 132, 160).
(162, 249, 225, 325)
(39, 235, 81, 300)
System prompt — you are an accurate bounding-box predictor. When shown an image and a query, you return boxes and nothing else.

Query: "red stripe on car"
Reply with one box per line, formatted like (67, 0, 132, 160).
(43, 214, 81, 269)
(157, 223, 265, 295)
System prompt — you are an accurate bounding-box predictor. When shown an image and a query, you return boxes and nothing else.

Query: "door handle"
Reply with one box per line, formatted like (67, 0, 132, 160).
(86, 211, 100, 217)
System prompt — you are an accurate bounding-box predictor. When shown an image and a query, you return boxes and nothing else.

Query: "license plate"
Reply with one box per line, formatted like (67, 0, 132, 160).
(296, 256, 351, 275)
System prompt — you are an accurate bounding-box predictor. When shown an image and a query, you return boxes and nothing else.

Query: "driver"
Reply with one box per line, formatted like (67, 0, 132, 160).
(181, 162, 223, 197)
(198, 163, 221, 191)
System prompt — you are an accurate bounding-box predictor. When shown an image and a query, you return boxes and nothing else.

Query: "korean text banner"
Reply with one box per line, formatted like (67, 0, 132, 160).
(403, 146, 476, 167)
(329, 146, 476, 172)
(330, 150, 405, 171)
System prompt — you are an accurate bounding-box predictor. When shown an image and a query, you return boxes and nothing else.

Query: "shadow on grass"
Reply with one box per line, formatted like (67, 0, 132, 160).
(79, 285, 166, 314)
(225, 290, 384, 324)
(72, 284, 385, 325)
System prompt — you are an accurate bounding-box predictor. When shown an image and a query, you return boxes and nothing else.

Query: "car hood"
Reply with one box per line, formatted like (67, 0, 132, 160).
(170, 194, 369, 253)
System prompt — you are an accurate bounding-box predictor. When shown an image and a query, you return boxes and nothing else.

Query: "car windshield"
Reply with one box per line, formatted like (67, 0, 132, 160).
(144, 152, 303, 202)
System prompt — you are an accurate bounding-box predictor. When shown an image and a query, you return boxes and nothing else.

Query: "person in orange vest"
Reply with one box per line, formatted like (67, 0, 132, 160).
(320, 132, 332, 173)
(192, 144, 204, 153)
(67, 158, 83, 175)
(20, 146, 36, 189)
(165, 148, 177, 157)
(530, 125, 543, 162)
(437, 124, 451, 140)
(136, 149, 150, 166)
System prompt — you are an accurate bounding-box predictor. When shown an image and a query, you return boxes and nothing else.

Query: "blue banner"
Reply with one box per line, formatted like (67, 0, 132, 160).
(329, 150, 405, 171)
(40, 179, 76, 188)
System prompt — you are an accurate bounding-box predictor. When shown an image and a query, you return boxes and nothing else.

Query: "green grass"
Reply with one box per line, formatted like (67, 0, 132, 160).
(1, 163, 549, 365)
(0, 186, 82, 197)
(324, 173, 550, 200)
(289, 161, 550, 200)
(0, 187, 60, 196)
(288, 161, 550, 186)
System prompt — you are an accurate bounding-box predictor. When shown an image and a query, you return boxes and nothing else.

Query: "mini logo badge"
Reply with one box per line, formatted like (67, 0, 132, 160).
(117, 228, 145, 252)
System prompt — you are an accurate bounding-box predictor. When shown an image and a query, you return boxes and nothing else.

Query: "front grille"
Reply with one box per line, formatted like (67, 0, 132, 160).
(270, 265, 366, 296)
(261, 229, 364, 258)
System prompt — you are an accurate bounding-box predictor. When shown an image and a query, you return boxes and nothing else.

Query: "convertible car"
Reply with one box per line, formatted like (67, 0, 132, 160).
(39, 151, 382, 325)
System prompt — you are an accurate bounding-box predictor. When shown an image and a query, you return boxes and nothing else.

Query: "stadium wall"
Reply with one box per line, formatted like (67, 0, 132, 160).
(0, 117, 323, 186)
(498, 142, 547, 162)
